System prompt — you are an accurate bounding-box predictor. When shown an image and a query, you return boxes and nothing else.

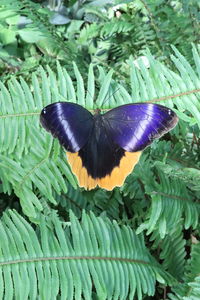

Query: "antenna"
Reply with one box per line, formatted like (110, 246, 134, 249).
(101, 86, 121, 107)
(86, 83, 122, 112)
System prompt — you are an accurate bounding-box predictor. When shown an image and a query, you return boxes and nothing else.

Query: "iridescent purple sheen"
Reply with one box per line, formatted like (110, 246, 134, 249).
(40, 102, 178, 178)
(103, 103, 178, 151)
(40, 102, 178, 155)
(40, 102, 93, 152)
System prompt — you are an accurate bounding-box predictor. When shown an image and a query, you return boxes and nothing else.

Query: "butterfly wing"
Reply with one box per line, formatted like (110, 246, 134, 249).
(40, 102, 178, 191)
(40, 102, 94, 152)
(66, 114, 142, 191)
(103, 103, 178, 152)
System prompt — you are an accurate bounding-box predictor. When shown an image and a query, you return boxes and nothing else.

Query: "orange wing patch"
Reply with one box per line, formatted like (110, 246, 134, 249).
(66, 151, 141, 191)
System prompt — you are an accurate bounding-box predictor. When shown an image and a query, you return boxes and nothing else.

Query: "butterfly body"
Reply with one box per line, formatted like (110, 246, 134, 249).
(77, 113, 125, 179)
(40, 102, 178, 190)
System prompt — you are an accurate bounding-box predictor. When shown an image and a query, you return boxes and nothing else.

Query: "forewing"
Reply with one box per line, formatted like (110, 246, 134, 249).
(40, 102, 94, 152)
(103, 103, 178, 152)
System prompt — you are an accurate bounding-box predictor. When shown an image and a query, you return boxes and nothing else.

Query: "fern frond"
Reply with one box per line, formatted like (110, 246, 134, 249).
(78, 23, 100, 44)
(0, 47, 200, 219)
(0, 135, 77, 218)
(168, 242, 200, 300)
(150, 221, 186, 280)
(100, 20, 134, 37)
(136, 165, 199, 236)
(55, 184, 89, 218)
(129, 46, 200, 127)
(0, 210, 174, 299)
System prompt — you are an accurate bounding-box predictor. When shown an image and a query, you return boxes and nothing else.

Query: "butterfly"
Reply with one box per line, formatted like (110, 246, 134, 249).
(40, 102, 178, 190)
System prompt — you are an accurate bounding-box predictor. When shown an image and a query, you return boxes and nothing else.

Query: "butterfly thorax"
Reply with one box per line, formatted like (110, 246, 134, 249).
(92, 113, 114, 144)
(93, 114, 106, 141)
(94, 108, 101, 115)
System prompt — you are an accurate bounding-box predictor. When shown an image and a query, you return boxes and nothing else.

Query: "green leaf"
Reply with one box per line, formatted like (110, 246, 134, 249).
(0, 28, 16, 44)
(18, 27, 45, 43)
(0, 210, 174, 299)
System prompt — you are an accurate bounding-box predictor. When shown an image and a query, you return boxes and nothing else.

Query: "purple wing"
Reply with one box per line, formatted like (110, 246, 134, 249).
(103, 103, 178, 152)
(40, 102, 94, 152)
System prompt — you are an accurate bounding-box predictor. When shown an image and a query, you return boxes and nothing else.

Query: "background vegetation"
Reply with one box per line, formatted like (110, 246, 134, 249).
(0, 0, 200, 299)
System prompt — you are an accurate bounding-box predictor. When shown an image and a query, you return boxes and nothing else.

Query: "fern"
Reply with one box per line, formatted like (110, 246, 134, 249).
(100, 20, 134, 37)
(0, 210, 174, 299)
(135, 163, 199, 236)
(0, 1, 200, 299)
(0, 46, 200, 220)
(77, 0, 200, 68)
(168, 242, 200, 300)
(0, 0, 77, 81)
(150, 221, 186, 280)
(0, 43, 200, 298)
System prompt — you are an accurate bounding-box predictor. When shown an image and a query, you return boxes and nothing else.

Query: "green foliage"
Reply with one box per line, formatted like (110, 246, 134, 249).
(1, 0, 199, 80)
(168, 242, 200, 300)
(0, 44, 200, 298)
(0, 0, 78, 78)
(0, 0, 200, 299)
(78, 0, 200, 69)
(0, 210, 174, 300)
